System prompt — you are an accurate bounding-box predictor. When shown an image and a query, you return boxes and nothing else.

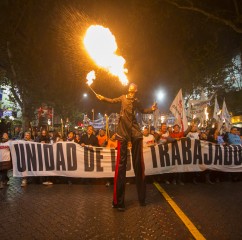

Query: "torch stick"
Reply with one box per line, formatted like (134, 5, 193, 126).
(88, 85, 98, 96)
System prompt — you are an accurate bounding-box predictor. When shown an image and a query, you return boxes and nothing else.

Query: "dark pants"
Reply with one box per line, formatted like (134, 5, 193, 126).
(113, 138, 146, 207)
(0, 170, 9, 182)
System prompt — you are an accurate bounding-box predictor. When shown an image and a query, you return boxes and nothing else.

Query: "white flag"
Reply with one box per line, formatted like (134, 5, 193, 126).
(221, 99, 231, 130)
(170, 89, 188, 132)
(188, 92, 214, 119)
(213, 95, 220, 121)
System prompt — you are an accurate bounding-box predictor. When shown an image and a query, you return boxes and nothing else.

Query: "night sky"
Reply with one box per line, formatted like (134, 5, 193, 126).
(0, 0, 241, 118)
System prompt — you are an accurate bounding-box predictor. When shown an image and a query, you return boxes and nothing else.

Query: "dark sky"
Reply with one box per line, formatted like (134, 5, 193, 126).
(60, 0, 239, 116)
(0, 0, 240, 118)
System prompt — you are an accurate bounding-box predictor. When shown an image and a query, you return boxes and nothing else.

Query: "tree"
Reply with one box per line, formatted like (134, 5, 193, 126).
(163, 0, 242, 34)
(0, 1, 92, 129)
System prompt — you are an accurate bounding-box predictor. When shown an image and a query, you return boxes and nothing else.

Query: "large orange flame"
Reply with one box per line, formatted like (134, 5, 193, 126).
(84, 25, 128, 86)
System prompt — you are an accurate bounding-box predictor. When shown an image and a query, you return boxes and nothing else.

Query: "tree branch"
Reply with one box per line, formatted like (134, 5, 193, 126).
(164, 0, 242, 34)
(233, 0, 240, 17)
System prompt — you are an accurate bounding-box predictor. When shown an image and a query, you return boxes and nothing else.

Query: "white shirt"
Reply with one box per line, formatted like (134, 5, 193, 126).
(143, 134, 155, 147)
(187, 132, 200, 140)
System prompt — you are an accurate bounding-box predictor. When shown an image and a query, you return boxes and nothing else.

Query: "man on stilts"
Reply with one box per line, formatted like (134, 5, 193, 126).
(97, 83, 157, 211)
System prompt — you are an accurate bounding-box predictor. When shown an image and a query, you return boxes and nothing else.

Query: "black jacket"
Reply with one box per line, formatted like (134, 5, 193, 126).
(80, 134, 99, 146)
(101, 94, 153, 141)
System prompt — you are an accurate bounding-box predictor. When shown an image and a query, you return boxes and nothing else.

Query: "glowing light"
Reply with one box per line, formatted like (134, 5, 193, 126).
(84, 25, 128, 85)
(156, 90, 165, 101)
(217, 110, 221, 115)
(83, 93, 88, 98)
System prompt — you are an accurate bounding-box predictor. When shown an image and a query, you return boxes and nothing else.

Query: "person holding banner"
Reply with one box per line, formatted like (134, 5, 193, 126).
(21, 131, 33, 187)
(97, 83, 157, 211)
(80, 125, 99, 147)
(0, 133, 11, 189)
(224, 126, 241, 145)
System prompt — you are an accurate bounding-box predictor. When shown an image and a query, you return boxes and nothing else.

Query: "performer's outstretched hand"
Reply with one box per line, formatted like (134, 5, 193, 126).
(96, 94, 104, 100)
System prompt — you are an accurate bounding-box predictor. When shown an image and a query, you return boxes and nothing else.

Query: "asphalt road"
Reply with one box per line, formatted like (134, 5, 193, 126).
(0, 174, 242, 240)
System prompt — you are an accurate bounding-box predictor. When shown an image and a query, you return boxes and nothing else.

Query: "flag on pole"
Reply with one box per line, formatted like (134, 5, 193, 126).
(221, 98, 231, 130)
(213, 95, 220, 121)
(169, 89, 188, 132)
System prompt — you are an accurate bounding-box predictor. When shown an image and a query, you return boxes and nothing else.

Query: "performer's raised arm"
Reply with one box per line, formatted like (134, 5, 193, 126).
(96, 94, 122, 103)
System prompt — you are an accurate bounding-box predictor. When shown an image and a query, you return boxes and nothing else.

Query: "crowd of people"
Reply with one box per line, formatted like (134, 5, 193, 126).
(143, 122, 242, 185)
(0, 122, 241, 189)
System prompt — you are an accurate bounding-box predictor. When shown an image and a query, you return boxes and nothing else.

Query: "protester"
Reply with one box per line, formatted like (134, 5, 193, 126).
(97, 129, 107, 147)
(223, 126, 242, 182)
(186, 124, 200, 139)
(74, 134, 81, 145)
(207, 127, 226, 182)
(159, 123, 176, 144)
(168, 124, 191, 185)
(67, 131, 76, 142)
(80, 125, 99, 147)
(170, 124, 191, 140)
(21, 131, 33, 187)
(35, 129, 53, 186)
(53, 131, 62, 142)
(35, 129, 50, 143)
(223, 126, 241, 145)
(0, 133, 11, 189)
(158, 123, 175, 184)
(142, 127, 155, 147)
(150, 126, 160, 143)
(106, 134, 118, 149)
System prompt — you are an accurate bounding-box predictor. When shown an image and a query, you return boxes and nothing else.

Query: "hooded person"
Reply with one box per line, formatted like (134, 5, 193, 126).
(97, 83, 157, 211)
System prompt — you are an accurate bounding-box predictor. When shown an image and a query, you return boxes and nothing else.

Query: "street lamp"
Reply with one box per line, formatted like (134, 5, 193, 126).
(156, 89, 166, 101)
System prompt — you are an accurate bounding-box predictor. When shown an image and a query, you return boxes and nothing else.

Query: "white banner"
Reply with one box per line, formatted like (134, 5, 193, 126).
(5, 140, 242, 178)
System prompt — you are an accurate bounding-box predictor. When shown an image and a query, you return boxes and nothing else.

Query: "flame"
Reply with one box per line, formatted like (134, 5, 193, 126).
(84, 25, 128, 85)
(86, 70, 96, 86)
(217, 110, 221, 115)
